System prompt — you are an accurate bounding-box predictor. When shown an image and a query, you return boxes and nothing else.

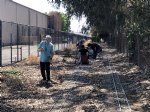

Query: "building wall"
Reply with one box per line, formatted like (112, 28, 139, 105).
(0, 0, 48, 28)
(0, 0, 5, 21)
(3, 0, 17, 22)
(29, 10, 37, 26)
(48, 11, 61, 31)
(0, 0, 49, 45)
(17, 4, 29, 25)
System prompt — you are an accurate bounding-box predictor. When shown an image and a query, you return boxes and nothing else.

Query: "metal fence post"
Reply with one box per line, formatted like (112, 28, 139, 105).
(137, 35, 140, 66)
(147, 36, 150, 67)
(0, 20, 2, 66)
(10, 34, 12, 64)
(28, 26, 30, 56)
(17, 24, 19, 61)
(58, 31, 60, 50)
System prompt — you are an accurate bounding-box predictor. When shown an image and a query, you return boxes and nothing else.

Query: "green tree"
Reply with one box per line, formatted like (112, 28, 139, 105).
(47, 0, 117, 36)
(60, 12, 71, 31)
(48, 0, 150, 46)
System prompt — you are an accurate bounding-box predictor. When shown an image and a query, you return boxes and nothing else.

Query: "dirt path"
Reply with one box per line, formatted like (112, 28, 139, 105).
(0, 43, 149, 112)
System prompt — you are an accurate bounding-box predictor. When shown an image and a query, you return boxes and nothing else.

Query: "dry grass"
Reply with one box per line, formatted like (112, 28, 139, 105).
(24, 54, 63, 65)
(51, 68, 66, 75)
(52, 55, 63, 62)
(0, 43, 149, 112)
(66, 44, 77, 50)
(26, 55, 39, 65)
(84, 39, 92, 47)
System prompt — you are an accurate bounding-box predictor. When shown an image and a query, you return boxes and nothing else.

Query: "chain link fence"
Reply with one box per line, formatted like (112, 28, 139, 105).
(0, 20, 86, 66)
(106, 31, 150, 74)
(1, 20, 149, 73)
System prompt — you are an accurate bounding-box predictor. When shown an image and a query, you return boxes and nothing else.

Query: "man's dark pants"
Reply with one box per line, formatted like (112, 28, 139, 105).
(40, 62, 50, 81)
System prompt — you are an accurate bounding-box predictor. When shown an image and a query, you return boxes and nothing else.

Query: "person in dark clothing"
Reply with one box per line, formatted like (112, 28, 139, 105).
(76, 39, 85, 49)
(87, 46, 94, 59)
(87, 42, 102, 59)
(78, 45, 89, 64)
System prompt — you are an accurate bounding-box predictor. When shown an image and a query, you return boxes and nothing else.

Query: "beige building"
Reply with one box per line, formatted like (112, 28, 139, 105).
(0, 0, 48, 28)
(0, 0, 49, 45)
(48, 11, 62, 31)
(0, 0, 63, 45)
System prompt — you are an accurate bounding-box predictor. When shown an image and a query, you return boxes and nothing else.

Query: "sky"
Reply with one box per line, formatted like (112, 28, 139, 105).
(13, 0, 86, 32)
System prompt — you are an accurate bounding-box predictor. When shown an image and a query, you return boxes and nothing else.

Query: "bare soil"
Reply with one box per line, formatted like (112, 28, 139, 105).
(0, 43, 149, 112)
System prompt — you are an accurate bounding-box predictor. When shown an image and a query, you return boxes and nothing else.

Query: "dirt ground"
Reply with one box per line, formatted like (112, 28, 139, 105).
(0, 43, 149, 112)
